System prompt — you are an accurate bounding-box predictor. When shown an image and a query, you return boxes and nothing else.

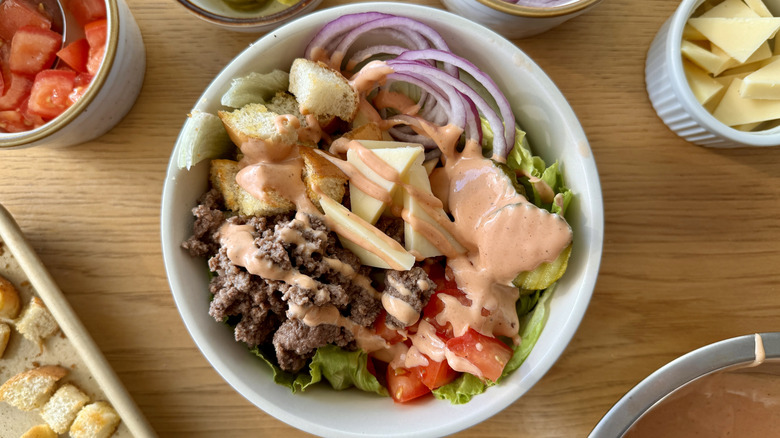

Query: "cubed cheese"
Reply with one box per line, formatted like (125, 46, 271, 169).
(713, 77, 780, 125)
(687, 17, 780, 63)
(739, 58, 780, 99)
(683, 60, 724, 104)
(681, 40, 733, 75)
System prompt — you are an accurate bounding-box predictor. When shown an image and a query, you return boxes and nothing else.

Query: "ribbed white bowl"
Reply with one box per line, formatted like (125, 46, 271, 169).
(645, 0, 780, 148)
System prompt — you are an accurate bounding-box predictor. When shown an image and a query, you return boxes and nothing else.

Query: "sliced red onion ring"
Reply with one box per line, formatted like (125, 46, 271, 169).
(304, 12, 394, 60)
(388, 60, 506, 158)
(397, 49, 514, 151)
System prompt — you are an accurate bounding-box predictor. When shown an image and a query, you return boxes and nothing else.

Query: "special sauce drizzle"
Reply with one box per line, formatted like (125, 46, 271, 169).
(216, 58, 572, 378)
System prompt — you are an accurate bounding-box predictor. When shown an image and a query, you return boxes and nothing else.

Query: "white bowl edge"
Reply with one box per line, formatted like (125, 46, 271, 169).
(161, 3, 604, 437)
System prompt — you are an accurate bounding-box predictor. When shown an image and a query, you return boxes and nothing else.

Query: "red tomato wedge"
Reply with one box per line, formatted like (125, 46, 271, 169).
(0, 110, 27, 132)
(0, 0, 53, 42)
(57, 38, 90, 73)
(9, 26, 62, 75)
(373, 311, 406, 345)
(0, 73, 33, 111)
(84, 19, 107, 49)
(63, 0, 107, 28)
(68, 73, 92, 105)
(27, 69, 76, 119)
(418, 358, 458, 390)
(445, 328, 513, 382)
(422, 288, 470, 339)
(386, 364, 430, 403)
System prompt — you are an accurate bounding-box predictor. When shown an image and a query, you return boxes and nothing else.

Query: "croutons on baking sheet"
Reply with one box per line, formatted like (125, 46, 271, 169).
(0, 365, 68, 411)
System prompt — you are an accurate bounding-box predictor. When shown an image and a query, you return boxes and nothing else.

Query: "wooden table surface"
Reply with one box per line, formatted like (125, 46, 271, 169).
(2, 0, 780, 436)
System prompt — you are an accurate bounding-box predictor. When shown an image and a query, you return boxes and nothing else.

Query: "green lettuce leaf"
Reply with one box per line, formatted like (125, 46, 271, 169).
(310, 345, 388, 395)
(249, 344, 386, 396)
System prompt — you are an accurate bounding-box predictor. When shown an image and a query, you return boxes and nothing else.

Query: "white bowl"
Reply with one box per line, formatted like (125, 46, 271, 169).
(175, 0, 323, 33)
(161, 3, 604, 437)
(591, 332, 780, 437)
(645, 0, 780, 147)
(440, 0, 603, 39)
(0, 0, 146, 150)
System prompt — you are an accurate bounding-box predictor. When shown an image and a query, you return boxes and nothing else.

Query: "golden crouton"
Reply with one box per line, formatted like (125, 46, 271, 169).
(20, 424, 57, 438)
(218, 103, 299, 148)
(42, 383, 91, 434)
(0, 322, 10, 358)
(289, 58, 359, 122)
(15, 296, 59, 345)
(341, 122, 385, 142)
(299, 146, 348, 209)
(69, 401, 121, 438)
(0, 365, 68, 411)
(0, 274, 20, 319)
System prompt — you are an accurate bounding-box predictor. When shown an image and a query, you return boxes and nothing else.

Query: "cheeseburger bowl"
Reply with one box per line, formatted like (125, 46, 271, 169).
(161, 3, 603, 437)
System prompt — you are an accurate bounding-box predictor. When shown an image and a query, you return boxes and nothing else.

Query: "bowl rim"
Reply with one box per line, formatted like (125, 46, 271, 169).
(665, 0, 780, 146)
(174, 0, 318, 27)
(161, 3, 603, 436)
(0, 0, 121, 148)
(590, 332, 780, 438)
(475, 0, 603, 18)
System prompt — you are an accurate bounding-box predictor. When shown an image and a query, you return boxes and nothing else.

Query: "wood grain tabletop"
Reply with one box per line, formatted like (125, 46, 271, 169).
(2, 0, 780, 436)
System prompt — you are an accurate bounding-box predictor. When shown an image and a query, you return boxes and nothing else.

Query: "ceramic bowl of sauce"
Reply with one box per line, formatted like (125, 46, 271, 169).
(591, 332, 780, 438)
(174, 0, 323, 32)
(440, 0, 603, 39)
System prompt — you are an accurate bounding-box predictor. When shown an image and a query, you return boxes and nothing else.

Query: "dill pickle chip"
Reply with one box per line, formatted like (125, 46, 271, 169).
(512, 244, 572, 291)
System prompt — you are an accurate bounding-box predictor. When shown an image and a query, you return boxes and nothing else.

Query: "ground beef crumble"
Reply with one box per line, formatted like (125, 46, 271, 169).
(183, 195, 381, 373)
(383, 267, 434, 329)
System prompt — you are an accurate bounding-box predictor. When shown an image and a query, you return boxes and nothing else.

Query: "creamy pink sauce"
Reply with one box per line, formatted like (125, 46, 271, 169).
(625, 336, 780, 438)
(217, 56, 572, 378)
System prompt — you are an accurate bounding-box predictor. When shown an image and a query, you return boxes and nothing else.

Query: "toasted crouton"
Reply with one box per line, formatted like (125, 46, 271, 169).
(299, 147, 347, 209)
(210, 159, 296, 217)
(341, 122, 385, 142)
(41, 383, 91, 433)
(69, 401, 121, 438)
(289, 58, 359, 122)
(20, 424, 57, 438)
(218, 103, 299, 148)
(0, 274, 20, 319)
(16, 296, 59, 345)
(0, 322, 9, 358)
(266, 91, 334, 128)
(0, 365, 68, 411)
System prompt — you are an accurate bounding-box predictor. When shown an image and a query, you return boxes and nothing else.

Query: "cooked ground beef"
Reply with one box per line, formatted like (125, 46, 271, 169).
(376, 216, 404, 246)
(383, 267, 434, 329)
(182, 189, 225, 257)
(273, 319, 355, 373)
(184, 202, 381, 373)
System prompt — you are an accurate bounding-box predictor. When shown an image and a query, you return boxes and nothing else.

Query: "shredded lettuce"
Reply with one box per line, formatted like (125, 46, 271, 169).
(249, 344, 386, 396)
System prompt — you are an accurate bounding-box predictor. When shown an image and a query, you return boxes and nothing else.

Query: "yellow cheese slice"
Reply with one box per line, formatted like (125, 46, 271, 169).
(688, 17, 780, 63)
(681, 40, 733, 75)
(743, 0, 774, 17)
(683, 60, 724, 104)
(740, 58, 780, 99)
(319, 195, 415, 270)
(683, 24, 707, 40)
(712, 41, 772, 73)
(347, 145, 423, 224)
(713, 77, 780, 125)
(701, 0, 760, 18)
(402, 160, 466, 259)
(720, 54, 780, 76)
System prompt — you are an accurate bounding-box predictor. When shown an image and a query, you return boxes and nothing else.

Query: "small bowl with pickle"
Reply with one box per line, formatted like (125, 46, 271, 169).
(175, 0, 323, 32)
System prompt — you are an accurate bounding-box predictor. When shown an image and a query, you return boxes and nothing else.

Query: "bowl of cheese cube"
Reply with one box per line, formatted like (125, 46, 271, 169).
(646, 0, 780, 147)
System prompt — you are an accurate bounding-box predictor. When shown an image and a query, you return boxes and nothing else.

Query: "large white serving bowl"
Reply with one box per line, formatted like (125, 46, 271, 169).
(161, 3, 603, 437)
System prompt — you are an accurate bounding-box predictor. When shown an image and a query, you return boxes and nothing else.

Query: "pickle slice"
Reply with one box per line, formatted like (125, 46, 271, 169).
(512, 244, 572, 291)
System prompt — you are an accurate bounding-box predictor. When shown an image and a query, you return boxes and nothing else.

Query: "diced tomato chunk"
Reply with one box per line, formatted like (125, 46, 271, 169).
(386, 364, 430, 403)
(0, 110, 26, 132)
(9, 26, 62, 75)
(1, 43, 12, 93)
(445, 328, 513, 382)
(56, 38, 90, 73)
(63, 0, 107, 28)
(27, 69, 76, 119)
(86, 44, 105, 76)
(84, 19, 107, 49)
(422, 288, 470, 339)
(373, 311, 406, 345)
(0, 0, 53, 42)
(0, 73, 33, 111)
(418, 358, 458, 390)
(68, 73, 92, 104)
